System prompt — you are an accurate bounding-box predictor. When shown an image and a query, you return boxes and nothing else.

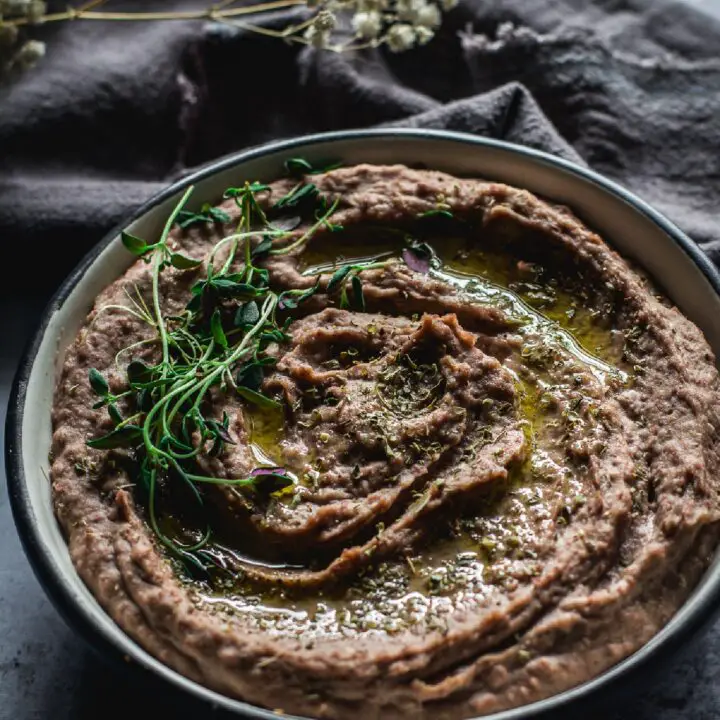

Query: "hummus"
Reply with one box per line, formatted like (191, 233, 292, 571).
(50, 164, 720, 719)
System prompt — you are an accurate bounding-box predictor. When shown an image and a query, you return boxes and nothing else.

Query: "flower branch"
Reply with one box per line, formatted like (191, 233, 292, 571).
(0, 0, 457, 81)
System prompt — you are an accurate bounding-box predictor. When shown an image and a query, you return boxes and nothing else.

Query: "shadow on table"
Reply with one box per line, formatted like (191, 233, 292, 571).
(47, 647, 230, 719)
(29, 630, 720, 720)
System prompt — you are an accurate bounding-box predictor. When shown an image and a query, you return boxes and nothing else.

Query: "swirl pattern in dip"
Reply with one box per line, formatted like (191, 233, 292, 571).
(51, 165, 720, 719)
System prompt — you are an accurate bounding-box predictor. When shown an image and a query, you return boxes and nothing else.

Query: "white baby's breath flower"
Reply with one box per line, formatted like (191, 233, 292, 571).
(303, 8, 336, 48)
(0, 0, 26, 15)
(352, 10, 382, 39)
(440, 0, 458, 10)
(0, 0, 45, 22)
(12, 37, 44, 68)
(26, 0, 46, 23)
(304, 24, 331, 48)
(416, 2, 440, 28)
(395, 0, 422, 23)
(1, 0, 436, 84)
(395, 0, 441, 27)
(415, 25, 434, 44)
(386, 22, 415, 52)
(314, 8, 337, 32)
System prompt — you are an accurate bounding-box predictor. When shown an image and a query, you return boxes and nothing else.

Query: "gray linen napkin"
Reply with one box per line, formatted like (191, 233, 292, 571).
(0, 0, 718, 274)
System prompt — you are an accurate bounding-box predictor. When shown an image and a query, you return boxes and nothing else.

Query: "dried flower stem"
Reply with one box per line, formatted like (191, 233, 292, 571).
(2, 1, 307, 28)
(1, 0, 457, 83)
(220, 17, 315, 41)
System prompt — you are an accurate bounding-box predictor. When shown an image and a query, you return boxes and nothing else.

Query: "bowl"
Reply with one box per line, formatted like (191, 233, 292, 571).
(7, 129, 720, 720)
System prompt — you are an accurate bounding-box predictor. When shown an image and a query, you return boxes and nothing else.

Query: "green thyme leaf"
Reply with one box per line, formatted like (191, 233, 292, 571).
(278, 293, 298, 310)
(190, 278, 207, 296)
(176, 204, 231, 229)
(419, 209, 454, 220)
(254, 267, 270, 287)
(274, 182, 319, 210)
(248, 182, 271, 193)
(297, 277, 321, 304)
(136, 388, 152, 412)
(108, 404, 123, 426)
(127, 360, 155, 385)
(327, 265, 352, 292)
(211, 278, 260, 298)
(88, 368, 109, 396)
(210, 309, 228, 348)
(169, 252, 202, 270)
(284, 157, 342, 177)
(209, 207, 231, 223)
(121, 231, 150, 256)
(186, 293, 202, 313)
(250, 467, 295, 493)
(234, 301, 260, 327)
(251, 237, 274, 259)
(236, 362, 264, 391)
(207, 419, 234, 445)
(237, 387, 281, 410)
(284, 157, 314, 176)
(259, 328, 290, 344)
(87, 424, 143, 450)
(85, 178, 355, 572)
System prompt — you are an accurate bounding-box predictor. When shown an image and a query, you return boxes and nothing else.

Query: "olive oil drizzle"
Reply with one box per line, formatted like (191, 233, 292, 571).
(195, 235, 629, 638)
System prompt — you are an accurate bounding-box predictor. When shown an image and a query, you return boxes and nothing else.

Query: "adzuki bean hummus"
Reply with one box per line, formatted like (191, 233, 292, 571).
(50, 164, 720, 719)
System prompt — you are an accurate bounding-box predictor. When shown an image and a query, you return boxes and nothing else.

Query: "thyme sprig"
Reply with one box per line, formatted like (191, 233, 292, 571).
(176, 203, 231, 229)
(85, 163, 394, 573)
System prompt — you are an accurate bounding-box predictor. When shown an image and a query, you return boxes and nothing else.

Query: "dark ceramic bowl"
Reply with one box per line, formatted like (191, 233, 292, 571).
(7, 129, 720, 719)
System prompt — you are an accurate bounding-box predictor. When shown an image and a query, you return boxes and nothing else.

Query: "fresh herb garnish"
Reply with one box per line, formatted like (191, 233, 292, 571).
(418, 208, 454, 220)
(322, 258, 393, 311)
(283, 157, 343, 178)
(121, 231, 150, 257)
(176, 203, 231, 229)
(86, 170, 389, 573)
(88, 367, 109, 396)
(284, 157, 314, 177)
(274, 157, 343, 214)
(248, 466, 295, 493)
(274, 182, 319, 210)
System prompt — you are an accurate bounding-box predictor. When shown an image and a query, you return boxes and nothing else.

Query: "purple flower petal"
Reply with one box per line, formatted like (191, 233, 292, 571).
(250, 466, 287, 477)
(278, 297, 297, 311)
(402, 247, 430, 274)
(249, 466, 296, 493)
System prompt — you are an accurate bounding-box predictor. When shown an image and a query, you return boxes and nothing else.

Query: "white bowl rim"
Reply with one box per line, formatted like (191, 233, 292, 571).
(7, 128, 720, 719)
